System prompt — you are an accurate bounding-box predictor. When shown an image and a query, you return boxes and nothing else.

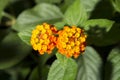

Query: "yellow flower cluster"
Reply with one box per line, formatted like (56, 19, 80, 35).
(56, 26, 87, 58)
(30, 23, 57, 54)
(31, 23, 87, 58)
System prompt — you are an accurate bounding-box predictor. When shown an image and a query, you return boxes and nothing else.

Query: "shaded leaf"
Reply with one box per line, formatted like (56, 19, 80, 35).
(0, 70, 11, 80)
(64, 0, 88, 26)
(35, 0, 61, 4)
(105, 47, 120, 80)
(0, 32, 31, 69)
(19, 68, 30, 80)
(93, 23, 120, 46)
(104, 23, 120, 45)
(90, 0, 114, 19)
(47, 53, 77, 80)
(38, 48, 57, 66)
(12, 3, 63, 32)
(81, 0, 100, 14)
(111, 0, 120, 12)
(84, 19, 115, 46)
(5, 69, 19, 80)
(76, 46, 102, 80)
(0, 0, 10, 21)
(29, 66, 49, 80)
(0, 28, 10, 41)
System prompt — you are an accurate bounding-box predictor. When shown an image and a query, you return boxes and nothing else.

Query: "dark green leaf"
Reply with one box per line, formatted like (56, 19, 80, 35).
(104, 23, 120, 45)
(35, 0, 61, 4)
(39, 48, 57, 66)
(93, 23, 120, 46)
(0, 28, 10, 41)
(105, 47, 120, 80)
(47, 53, 77, 80)
(0, 0, 10, 21)
(12, 3, 63, 32)
(0, 32, 31, 69)
(111, 0, 120, 12)
(0, 70, 11, 80)
(29, 67, 39, 80)
(19, 68, 30, 80)
(84, 19, 115, 46)
(76, 46, 102, 80)
(64, 0, 88, 26)
(5, 69, 20, 80)
(29, 66, 49, 80)
(90, 0, 114, 19)
(81, 0, 100, 14)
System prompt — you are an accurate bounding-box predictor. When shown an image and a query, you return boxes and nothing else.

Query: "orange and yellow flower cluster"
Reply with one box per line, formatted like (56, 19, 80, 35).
(56, 26, 87, 58)
(30, 23, 57, 54)
(30, 23, 87, 58)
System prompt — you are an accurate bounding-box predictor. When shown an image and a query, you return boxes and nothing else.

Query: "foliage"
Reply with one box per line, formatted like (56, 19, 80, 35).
(0, 0, 120, 80)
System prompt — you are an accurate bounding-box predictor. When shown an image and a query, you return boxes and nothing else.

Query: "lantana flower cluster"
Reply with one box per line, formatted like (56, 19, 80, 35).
(30, 23, 87, 58)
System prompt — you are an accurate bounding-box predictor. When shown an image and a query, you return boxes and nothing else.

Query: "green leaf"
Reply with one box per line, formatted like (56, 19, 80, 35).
(0, 0, 10, 21)
(104, 23, 120, 45)
(111, 0, 120, 12)
(47, 53, 77, 80)
(38, 48, 57, 66)
(35, 0, 61, 4)
(81, 0, 100, 14)
(9, 71, 18, 80)
(18, 27, 33, 45)
(56, 53, 66, 63)
(0, 71, 11, 80)
(12, 3, 63, 32)
(0, 28, 10, 41)
(90, 0, 114, 19)
(84, 19, 115, 46)
(76, 46, 102, 80)
(54, 22, 65, 30)
(0, 32, 31, 69)
(29, 66, 49, 80)
(29, 67, 39, 80)
(19, 68, 30, 80)
(15, 3, 63, 45)
(18, 32, 31, 45)
(29, 50, 57, 80)
(60, 0, 74, 12)
(83, 19, 114, 31)
(64, 0, 88, 26)
(105, 47, 120, 80)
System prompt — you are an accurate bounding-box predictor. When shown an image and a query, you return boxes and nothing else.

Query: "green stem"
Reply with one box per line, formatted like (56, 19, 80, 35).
(2, 11, 15, 20)
(2, 11, 16, 25)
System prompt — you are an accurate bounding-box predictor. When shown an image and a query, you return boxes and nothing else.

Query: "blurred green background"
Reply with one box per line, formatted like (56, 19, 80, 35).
(0, 0, 120, 80)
